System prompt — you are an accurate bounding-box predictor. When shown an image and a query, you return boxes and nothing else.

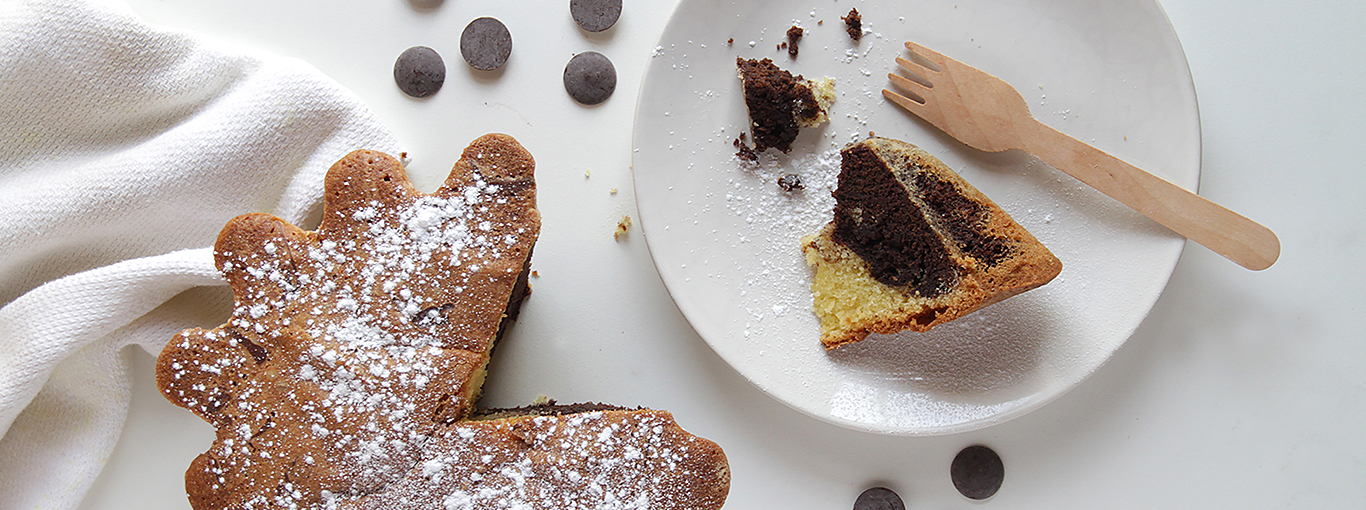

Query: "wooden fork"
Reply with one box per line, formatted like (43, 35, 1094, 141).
(884, 41, 1279, 271)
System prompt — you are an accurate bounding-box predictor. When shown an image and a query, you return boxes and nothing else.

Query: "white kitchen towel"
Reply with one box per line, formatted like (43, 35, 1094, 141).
(0, 0, 400, 507)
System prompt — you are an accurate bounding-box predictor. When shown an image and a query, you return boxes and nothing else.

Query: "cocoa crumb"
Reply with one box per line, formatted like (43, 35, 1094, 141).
(733, 135, 758, 162)
(786, 25, 803, 57)
(842, 8, 862, 41)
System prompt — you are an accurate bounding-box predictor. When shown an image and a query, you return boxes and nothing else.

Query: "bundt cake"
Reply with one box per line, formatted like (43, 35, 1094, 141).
(156, 134, 729, 509)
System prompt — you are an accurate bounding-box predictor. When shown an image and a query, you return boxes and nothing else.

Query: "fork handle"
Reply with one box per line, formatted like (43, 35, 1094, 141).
(1020, 121, 1280, 270)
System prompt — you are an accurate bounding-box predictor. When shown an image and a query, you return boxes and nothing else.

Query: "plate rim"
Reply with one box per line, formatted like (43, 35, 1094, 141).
(630, 0, 1201, 435)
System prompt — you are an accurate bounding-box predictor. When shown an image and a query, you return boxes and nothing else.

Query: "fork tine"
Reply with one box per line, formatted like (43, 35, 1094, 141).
(887, 71, 931, 97)
(882, 87, 927, 116)
(903, 41, 948, 71)
(894, 56, 937, 78)
(893, 57, 936, 88)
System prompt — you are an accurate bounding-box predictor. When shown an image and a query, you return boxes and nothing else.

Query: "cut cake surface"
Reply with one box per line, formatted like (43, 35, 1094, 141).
(802, 137, 1062, 349)
(736, 57, 834, 153)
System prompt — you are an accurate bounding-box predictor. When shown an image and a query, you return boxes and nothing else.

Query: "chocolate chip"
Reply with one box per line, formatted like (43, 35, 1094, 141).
(853, 487, 905, 510)
(570, 0, 621, 32)
(393, 46, 445, 98)
(460, 17, 512, 71)
(951, 445, 1005, 500)
(563, 51, 616, 105)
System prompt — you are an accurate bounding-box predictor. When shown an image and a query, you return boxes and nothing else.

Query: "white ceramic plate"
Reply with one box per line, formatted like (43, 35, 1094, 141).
(632, 0, 1199, 435)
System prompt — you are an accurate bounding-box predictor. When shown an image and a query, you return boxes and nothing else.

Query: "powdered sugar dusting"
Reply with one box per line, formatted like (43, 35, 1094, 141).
(160, 151, 539, 508)
(163, 143, 728, 508)
(347, 412, 726, 510)
(723, 148, 842, 342)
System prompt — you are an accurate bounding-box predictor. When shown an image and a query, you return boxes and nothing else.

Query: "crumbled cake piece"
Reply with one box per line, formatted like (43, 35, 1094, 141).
(842, 8, 863, 41)
(802, 137, 1062, 349)
(735, 57, 834, 153)
(733, 134, 759, 161)
(157, 134, 729, 509)
(614, 214, 632, 239)
(786, 25, 803, 57)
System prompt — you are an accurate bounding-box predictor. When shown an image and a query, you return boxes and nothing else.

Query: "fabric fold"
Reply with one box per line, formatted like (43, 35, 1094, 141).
(0, 0, 399, 506)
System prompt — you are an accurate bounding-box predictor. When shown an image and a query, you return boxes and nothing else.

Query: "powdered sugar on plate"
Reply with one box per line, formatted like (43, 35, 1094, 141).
(632, 0, 1196, 435)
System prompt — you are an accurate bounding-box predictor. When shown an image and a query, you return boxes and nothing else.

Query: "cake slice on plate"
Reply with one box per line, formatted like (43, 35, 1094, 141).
(802, 137, 1062, 349)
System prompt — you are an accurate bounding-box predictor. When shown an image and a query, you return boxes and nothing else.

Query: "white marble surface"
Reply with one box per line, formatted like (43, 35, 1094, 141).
(80, 0, 1366, 508)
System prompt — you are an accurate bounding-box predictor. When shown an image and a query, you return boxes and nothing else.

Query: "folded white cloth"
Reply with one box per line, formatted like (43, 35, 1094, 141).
(0, 0, 399, 507)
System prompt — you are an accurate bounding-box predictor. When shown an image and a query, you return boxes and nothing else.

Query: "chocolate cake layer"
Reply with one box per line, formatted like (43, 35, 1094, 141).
(472, 400, 635, 421)
(832, 143, 958, 297)
(801, 137, 1063, 349)
(911, 171, 1012, 268)
(736, 57, 827, 153)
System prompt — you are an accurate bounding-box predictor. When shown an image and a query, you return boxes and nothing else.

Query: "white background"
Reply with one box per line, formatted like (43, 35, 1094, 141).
(81, 0, 1365, 508)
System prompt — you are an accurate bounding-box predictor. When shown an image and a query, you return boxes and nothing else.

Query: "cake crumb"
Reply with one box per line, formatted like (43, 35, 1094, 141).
(614, 215, 633, 240)
(609, 187, 618, 194)
(585, 168, 591, 178)
(733, 134, 758, 162)
(531, 270, 540, 277)
(778, 174, 804, 192)
(842, 8, 862, 41)
(786, 25, 803, 57)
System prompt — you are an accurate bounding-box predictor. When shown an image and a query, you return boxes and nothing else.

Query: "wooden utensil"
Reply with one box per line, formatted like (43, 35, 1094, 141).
(884, 41, 1279, 270)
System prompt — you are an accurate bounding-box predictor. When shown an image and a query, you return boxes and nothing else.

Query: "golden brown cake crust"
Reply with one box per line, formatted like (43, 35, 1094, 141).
(155, 135, 729, 509)
(803, 137, 1062, 349)
(346, 409, 730, 510)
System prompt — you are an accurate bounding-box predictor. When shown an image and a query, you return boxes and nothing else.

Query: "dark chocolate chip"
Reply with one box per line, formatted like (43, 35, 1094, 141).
(570, 0, 621, 32)
(952, 445, 1005, 500)
(407, 0, 443, 11)
(393, 46, 445, 98)
(562, 51, 616, 105)
(853, 487, 905, 510)
(460, 17, 513, 71)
